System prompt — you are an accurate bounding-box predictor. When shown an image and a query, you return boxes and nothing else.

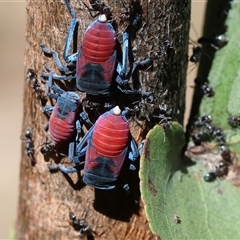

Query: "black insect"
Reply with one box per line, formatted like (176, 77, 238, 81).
(193, 115, 212, 128)
(190, 115, 233, 183)
(189, 33, 227, 69)
(220, 146, 232, 164)
(198, 34, 228, 50)
(194, 78, 215, 98)
(189, 45, 202, 63)
(204, 160, 229, 182)
(212, 127, 226, 146)
(27, 69, 46, 105)
(157, 115, 172, 132)
(20, 128, 36, 165)
(191, 132, 208, 146)
(152, 103, 172, 131)
(214, 34, 228, 49)
(228, 115, 240, 128)
(83, 0, 112, 19)
(190, 116, 228, 149)
(40, 142, 55, 155)
(69, 211, 93, 237)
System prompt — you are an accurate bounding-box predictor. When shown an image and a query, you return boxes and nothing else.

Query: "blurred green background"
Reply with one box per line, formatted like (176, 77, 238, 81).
(0, 1, 205, 238)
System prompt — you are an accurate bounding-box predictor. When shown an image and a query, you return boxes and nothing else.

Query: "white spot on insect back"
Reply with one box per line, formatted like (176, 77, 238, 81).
(98, 14, 107, 22)
(112, 106, 121, 115)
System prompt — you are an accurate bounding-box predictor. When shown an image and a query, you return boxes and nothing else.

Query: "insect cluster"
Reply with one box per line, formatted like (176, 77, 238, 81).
(188, 1, 232, 97)
(189, 115, 234, 182)
(186, 0, 237, 183)
(38, 0, 158, 190)
(22, 0, 172, 237)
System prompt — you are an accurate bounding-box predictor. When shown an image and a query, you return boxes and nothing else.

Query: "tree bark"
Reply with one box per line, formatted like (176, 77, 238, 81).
(16, 0, 190, 239)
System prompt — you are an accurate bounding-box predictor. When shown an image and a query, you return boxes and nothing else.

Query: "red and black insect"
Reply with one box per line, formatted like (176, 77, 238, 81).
(48, 106, 139, 190)
(41, 70, 93, 161)
(81, 105, 138, 189)
(75, 14, 117, 95)
(42, 75, 83, 144)
(41, 0, 152, 100)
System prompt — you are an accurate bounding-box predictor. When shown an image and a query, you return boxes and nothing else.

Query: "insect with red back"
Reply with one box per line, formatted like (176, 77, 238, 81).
(75, 13, 117, 96)
(42, 69, 91, 160)
(42, 72, 82, 143)
(48, 106, 139, 190)
(41, 0, 152, 102)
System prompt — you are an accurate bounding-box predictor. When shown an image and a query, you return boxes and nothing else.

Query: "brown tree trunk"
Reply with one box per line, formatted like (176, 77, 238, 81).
(16, 0, 190, 239)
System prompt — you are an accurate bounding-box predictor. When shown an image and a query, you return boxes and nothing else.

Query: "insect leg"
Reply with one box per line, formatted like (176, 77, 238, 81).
(63, 0, 79, 63)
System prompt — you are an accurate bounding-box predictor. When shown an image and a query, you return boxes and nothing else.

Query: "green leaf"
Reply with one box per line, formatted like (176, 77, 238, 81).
(200, 1, 240, 130)
(140, 123, 240, 239)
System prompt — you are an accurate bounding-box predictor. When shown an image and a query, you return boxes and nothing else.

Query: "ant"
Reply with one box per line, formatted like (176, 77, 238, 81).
(20, 128, 36, 165)
(40, 142, 55, 155)
(188, 33, 205, 67)
(194, 78, 215, 98)
(204, 160, 229, 182)
(27, 69, 47, 105)
(188, 33, 227, 74)
(228, 115, 240, 128)
(193, 115, 212, 128)
(198, 34, 228, 50)
(152, 103, 172, 131)
(189, 44, 202, 64)
(69, 211, 93, 237)
(82, 0, 112, 20)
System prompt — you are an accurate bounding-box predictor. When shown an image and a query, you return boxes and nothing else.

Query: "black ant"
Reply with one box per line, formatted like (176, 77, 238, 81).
(228, 115, 240, 128)
(198, 34, 228, 50)
(204, 160, 229, 182)
(188, 33, 227, 74)
(152, 103, 172, 131)
(69, 211, 93, 238)
(40, 142, 55, 155)
(193, 115, 212, 128)
(20, 128, 36, 165)
(82, 0, 112, 20)
(194, 78, 215, 98)
(189, 45, 202, 64)
(27, 69, 47, 105)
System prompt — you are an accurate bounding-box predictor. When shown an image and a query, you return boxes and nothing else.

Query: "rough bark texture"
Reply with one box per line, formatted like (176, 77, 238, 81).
(17, 0, 190, 239)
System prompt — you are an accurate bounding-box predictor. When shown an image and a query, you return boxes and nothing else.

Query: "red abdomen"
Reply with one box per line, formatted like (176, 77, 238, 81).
(49, 106, 76, 143)
(92, 113, 129, 157)
(82, 18, 116, 63)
